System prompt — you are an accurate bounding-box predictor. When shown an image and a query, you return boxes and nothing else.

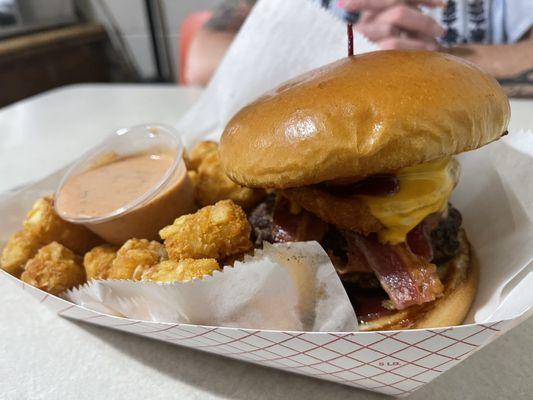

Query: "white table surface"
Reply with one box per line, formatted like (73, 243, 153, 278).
(0, 84, 532, 400)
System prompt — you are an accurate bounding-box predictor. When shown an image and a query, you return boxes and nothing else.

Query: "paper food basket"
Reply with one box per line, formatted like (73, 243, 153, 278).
(1, 0, 532, 397)
(0, 268, 525, 397)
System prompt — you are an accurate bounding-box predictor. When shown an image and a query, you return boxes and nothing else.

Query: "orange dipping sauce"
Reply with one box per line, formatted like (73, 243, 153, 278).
(58, 154, 173, 218)
(56, 152, 196, 245)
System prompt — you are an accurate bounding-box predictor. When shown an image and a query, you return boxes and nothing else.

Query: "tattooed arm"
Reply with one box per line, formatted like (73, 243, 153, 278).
(185, 0, 256, 85)
(448, 29, 533, 98)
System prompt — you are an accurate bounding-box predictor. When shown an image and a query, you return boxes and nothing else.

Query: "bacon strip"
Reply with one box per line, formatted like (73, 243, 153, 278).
(406, 212, 442, 262)
(406, 223, 433, 262)
(348, 233, 443, 310)
(344, 237, 373, 273)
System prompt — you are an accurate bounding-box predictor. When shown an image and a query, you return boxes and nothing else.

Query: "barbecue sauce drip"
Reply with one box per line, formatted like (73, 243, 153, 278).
(343, 286, 393, 322)
(321, 174, 400, 197)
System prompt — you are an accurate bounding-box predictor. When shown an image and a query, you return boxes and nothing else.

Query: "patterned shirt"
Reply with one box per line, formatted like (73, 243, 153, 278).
(205, 0, 533, 45)
(426, 0, 533, 46)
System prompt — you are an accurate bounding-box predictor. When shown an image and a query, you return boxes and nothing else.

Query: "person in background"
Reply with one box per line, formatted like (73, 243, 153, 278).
(185, 0, 533, 97)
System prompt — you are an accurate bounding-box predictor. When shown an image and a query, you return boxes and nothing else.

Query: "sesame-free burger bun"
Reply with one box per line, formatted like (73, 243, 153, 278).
(219, 50, 510, 189)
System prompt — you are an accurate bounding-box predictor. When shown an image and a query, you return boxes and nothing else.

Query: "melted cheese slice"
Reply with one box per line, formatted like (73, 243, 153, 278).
(360, 157, 459, 245)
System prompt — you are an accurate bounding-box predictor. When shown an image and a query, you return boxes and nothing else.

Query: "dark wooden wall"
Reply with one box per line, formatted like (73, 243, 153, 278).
(0, 24, 110, 107)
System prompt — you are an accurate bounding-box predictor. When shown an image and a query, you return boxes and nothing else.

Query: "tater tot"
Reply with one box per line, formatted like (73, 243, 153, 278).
(83, 245, 118, 280)
(160, 199, 252, 261)
(141, 258, 220, 282)
(23, 197, 101, 254)
(184, 140, 218, 171)
(196, 151, 266, 209)
(107, 239, 166, 280)
(1, 229, 43, 277)
(188, 170, 200, 187)
(21, 242, 85, 295)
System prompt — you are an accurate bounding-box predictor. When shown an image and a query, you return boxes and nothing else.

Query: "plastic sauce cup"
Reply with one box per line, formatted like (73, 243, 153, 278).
(55, 124, 196, 245)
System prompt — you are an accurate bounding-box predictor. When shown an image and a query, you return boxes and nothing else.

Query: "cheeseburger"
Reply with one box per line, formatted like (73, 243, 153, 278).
(219, 50, 510, 331)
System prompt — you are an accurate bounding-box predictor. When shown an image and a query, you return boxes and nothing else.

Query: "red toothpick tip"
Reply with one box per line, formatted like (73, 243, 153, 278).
(347, 23, 354, 57)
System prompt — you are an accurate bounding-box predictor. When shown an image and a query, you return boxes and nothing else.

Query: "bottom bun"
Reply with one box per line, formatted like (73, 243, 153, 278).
(359, 229, 478, 331)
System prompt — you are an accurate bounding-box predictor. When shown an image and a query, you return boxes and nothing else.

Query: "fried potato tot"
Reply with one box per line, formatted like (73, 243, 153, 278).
(83, 245, 118, 280)
(23, 197, 101, 254)
(160, 199, 252, 261)
(196, 151, 266, 209)
(1, 229, 43, 277)
(108, 239, 166, 280)
(140, 258, 220, 282)
(184, 140, 218, 171)
(188, 170, 200, 187)
(21, 242, 85, 295)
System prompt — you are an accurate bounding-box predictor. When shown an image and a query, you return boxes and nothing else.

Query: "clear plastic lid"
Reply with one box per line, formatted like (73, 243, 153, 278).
(55, 123, 183, 224)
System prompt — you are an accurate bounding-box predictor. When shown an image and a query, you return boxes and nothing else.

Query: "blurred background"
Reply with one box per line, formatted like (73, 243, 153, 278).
(0, 0, 531, 108)
(0, 0, 217, 107)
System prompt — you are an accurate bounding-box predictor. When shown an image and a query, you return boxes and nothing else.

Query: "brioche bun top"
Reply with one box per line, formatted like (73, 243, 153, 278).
(219, 50, 510, 188)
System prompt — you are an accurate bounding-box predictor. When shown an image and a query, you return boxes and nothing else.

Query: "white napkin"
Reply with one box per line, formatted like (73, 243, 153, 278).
(176, 0, 377, 146)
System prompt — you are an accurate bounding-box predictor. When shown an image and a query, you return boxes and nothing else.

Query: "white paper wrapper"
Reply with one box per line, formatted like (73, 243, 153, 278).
(64, 241, 358, 332)
(453, 135, 533, 322)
